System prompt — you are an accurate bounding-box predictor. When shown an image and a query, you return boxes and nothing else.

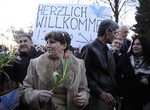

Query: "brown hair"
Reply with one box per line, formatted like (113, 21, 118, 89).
(45, 31, 71, 51)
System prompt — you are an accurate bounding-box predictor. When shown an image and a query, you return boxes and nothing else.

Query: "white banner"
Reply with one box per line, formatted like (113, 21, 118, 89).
(32, 4, 112, 48)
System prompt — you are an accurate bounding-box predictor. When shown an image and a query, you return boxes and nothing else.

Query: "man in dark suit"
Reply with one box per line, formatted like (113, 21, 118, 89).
(117, 25, 131, 53)
(81, 19, 119, 110)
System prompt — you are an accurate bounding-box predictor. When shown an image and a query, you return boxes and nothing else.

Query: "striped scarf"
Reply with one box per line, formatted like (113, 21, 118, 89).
(130, 55, 150, 74)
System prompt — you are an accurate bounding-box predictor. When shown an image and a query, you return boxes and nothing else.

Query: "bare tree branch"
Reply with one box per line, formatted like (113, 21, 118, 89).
(108, 0, 115, 13)
(94, 0, 138, 22)
(118, 1, 126, 13)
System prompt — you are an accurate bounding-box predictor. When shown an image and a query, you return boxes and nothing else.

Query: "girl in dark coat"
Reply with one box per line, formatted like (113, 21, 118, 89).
(117, 36, 150, 110)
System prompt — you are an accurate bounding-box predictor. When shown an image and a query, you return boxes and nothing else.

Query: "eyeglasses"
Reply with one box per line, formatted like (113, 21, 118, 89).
(113, 41, 122, 45)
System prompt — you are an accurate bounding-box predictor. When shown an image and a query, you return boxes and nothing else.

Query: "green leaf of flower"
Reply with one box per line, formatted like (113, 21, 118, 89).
(51, 52, 72, 91)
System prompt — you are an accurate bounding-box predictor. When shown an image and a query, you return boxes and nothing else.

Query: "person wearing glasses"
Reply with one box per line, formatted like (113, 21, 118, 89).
(110, 38, 123, 65)
(81, 19, 119, 110)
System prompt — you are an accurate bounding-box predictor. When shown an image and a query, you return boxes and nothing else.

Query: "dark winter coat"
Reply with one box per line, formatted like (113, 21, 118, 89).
(116, 53, 150, 110)
(7, 47, 44, 84)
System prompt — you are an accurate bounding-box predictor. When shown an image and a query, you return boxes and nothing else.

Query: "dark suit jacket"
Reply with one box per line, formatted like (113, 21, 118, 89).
(81, 38, 117, 97)
(120, 39, 131, 53)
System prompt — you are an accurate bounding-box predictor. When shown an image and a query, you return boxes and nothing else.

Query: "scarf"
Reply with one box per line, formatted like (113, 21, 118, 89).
(130, 55, 150, 74)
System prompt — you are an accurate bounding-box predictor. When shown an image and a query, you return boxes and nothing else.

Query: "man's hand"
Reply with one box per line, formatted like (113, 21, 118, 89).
(100, 91, 116, 105)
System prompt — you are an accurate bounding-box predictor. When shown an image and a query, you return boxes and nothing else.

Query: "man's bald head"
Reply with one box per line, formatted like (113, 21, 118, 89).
(117, 25, 129, 39)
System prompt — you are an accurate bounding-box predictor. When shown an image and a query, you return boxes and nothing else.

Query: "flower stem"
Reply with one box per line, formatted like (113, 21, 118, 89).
(0, 68, 11, 83)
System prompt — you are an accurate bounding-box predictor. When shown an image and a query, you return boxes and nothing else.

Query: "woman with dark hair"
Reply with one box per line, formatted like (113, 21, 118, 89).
(116, 36, 150, 110)
(20, 31, 90, 110)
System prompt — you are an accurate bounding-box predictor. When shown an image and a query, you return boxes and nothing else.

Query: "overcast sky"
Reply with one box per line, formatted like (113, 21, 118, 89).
(0, 0, 136, 30)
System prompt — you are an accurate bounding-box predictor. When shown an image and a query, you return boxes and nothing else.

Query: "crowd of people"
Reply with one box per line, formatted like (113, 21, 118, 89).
(0, 19, 150, 110)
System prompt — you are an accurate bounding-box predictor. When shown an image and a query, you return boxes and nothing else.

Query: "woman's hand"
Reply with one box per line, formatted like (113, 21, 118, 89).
(139, 78, 148, 85)
(38, 90, 53, 103)
(74, 92, 86, 108)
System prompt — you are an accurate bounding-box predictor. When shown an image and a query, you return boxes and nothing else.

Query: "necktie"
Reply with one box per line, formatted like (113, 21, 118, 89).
(103, 45, 108, 61)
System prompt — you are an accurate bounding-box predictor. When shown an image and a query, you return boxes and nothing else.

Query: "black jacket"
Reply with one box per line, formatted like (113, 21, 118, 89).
(81, 38, 117, 97)
(120, 39, 131, 53)
(7, 47, 44, 84)
(116, 53, 150, 110)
